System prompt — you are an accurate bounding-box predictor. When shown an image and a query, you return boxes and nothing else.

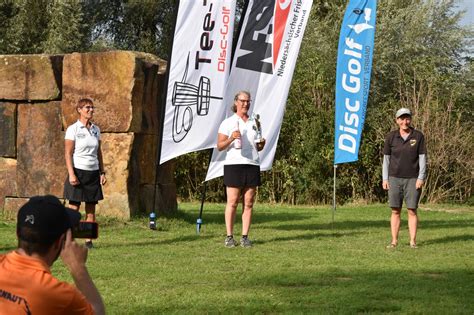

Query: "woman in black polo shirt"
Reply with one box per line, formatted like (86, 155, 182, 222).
(382, 108, 427, 249)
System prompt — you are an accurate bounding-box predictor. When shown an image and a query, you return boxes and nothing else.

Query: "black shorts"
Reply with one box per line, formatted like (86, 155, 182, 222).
(224, 164, 261, 187)
(64, 168, 103, 204)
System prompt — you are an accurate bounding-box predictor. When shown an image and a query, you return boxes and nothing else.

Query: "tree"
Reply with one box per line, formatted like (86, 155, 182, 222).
(42, 0, 85, 54)
(2, 0, 50, 54)
(82, 0, 177, 58)
(0, 2, 16, 53)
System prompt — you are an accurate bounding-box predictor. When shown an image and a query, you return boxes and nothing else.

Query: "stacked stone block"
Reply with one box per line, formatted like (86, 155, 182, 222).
(0, 51, 176, 219)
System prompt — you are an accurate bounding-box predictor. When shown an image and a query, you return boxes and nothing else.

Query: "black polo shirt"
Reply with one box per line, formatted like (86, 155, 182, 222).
(383, 127, 426, 178)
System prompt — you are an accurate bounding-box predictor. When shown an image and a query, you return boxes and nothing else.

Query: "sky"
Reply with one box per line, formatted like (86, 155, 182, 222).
(458, 0, 474, 26)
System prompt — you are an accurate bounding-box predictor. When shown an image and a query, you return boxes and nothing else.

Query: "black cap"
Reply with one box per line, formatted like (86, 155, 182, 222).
(17, 195, 81, 243)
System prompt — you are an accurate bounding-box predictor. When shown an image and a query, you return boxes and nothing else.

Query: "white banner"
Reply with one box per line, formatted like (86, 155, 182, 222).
(160, 0, 236, 164)
(205, 0, 313, 181)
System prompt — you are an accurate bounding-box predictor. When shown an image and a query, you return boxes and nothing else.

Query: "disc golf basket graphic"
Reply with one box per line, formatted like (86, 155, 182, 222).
(171, 54, 223, 143)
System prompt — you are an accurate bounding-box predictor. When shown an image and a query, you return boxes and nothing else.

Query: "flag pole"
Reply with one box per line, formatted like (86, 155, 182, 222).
(333, 164, 337, 223)
(196, 180, 207, 234)
(196, 149, 213, 234)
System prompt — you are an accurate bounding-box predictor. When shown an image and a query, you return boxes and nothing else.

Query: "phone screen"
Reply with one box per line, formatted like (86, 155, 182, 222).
(72, 221, 99, 239)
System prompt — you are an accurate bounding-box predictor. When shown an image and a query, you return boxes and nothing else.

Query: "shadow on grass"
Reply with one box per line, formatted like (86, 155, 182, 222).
(422, 234, 474, 245)
(97, 234, 215, 249)
(168, 208, 474, 233)
(263, 219, 474, 236)
(121, 269, 473, 313)
(169, 209, 312, 226)
(240, 269, 474, 313)
(419, 219, 474, 229)
(259, 231, 359, 244)
(266, 220, 388, 231)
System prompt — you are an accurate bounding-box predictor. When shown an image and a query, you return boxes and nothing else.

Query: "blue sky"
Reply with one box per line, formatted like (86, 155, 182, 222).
(458, 0, 474, 26)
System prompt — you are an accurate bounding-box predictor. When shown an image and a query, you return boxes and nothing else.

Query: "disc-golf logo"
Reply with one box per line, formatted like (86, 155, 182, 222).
(236, 0, 292, 74)
(349, 7, 374, 34)
(25, 215, 34, 224)
(171, 53, 223, 143)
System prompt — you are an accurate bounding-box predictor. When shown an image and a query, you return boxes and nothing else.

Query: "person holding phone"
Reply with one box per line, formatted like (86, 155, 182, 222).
(64, 98, 106, 249)
(217, 91, 266, 248)
(0, 195, 105, 314)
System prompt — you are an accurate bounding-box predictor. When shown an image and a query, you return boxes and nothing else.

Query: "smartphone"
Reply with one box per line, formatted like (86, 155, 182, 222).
(72, 221, 99, 239)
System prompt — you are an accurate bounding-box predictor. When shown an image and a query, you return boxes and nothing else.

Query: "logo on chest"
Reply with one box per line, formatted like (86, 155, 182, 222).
(410, 139, 417, 146)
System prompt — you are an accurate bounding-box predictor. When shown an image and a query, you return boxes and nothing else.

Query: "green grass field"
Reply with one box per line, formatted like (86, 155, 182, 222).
(1, 203, 473, 314)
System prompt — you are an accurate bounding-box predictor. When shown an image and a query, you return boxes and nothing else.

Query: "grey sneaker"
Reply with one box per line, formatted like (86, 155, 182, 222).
(224, 236, 237, 248)
(240, 237, 252, 248)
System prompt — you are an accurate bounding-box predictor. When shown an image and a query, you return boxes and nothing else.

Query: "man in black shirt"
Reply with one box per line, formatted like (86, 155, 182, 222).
(382, 108, 427, 249)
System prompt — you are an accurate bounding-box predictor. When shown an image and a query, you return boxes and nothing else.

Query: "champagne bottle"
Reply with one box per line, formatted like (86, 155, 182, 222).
(234, 120, 241, 149)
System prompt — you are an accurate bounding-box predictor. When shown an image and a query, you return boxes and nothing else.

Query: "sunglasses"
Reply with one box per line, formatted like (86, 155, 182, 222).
(82, 106, 95, 110)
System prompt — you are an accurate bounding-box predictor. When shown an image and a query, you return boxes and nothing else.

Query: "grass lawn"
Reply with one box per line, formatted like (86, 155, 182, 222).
(1, 202, 473, 314)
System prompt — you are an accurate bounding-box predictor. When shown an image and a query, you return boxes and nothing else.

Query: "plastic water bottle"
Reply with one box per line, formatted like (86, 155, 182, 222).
(234, 120, 241, 149)
(149, 212, 157, 230)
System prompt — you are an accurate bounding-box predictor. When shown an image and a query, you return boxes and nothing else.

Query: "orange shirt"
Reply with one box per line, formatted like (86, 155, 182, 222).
(0, 251, 94, 315)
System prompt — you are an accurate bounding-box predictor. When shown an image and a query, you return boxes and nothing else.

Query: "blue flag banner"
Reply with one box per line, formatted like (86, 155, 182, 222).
(334, 0, 377, 164)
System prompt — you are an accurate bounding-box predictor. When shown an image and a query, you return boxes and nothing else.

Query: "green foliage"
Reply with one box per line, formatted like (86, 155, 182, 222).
(42, 0, 85, 54)
(88, 0, 177, 57)
(2, 0, 50, 53)
(371, 0, 473, 204)
(0, 0, 177, 56)
(258, 0, 473, 205)
(0, 2, 15, 52)
(174, 150, 225, 202)
(0, 0, 471, 204)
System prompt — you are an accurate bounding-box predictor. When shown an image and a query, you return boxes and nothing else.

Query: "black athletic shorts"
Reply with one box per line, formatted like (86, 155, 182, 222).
(64, 168, 103, 205)
(223, 164, 261, 187)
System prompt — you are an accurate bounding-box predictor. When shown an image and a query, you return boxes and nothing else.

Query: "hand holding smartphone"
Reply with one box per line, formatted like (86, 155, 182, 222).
(72, 221, 99, 239)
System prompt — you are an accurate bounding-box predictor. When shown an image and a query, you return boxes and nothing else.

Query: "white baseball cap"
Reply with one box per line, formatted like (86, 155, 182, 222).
(396, 108, 411, 119)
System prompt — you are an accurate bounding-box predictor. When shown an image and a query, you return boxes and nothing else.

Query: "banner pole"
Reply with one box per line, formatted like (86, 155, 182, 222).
(197, 149, 213, 234)
(149, 0, 180, 230)
(333, 164, 337, 224)
(196, 181, 207, 234)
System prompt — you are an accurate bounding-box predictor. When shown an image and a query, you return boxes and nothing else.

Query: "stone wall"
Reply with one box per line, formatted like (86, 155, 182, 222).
(0, 51, 177, 219)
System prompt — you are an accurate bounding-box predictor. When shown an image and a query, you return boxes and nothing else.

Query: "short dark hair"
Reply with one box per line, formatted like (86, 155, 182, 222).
(18, 229, 55, 256)
(76, 98, 94, 112)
